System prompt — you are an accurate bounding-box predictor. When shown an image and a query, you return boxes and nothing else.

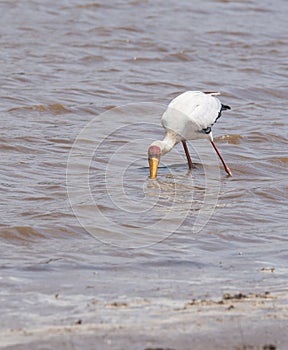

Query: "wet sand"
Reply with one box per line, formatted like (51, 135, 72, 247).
(1, 291, 287, 350)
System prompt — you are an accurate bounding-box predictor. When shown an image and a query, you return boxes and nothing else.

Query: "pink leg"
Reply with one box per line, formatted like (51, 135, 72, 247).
(210, 140, 232, 176)
(182, 141, 193, 170)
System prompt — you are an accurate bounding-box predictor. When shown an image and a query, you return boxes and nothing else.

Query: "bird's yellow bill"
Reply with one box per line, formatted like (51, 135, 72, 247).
(149, 157, 159, 179)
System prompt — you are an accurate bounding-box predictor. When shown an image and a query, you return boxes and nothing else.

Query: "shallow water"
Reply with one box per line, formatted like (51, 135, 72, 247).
(0, 0, 288, 342)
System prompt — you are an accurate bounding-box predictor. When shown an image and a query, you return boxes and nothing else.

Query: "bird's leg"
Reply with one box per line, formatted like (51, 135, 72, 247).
(210, 140, 232, 176)
(182, 141, 193, 170)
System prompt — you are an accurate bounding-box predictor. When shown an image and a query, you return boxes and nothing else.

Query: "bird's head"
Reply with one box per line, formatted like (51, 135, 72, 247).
(148, 143, 161, 179)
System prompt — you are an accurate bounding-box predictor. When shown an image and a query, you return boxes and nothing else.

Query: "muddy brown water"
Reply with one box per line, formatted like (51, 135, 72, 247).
(0, 0, 287, 348)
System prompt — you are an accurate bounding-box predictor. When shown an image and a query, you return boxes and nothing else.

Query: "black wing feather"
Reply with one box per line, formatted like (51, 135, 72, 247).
(202, 104, 231, 134)
(216, 104, 231, 122)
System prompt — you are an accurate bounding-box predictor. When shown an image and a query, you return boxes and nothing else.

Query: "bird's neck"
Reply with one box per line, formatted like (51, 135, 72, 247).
(155, 130, 179, 155)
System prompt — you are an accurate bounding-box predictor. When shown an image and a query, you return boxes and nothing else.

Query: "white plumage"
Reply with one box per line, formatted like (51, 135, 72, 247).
(162, 91, 221, 140)
(148, 91, 232, 178)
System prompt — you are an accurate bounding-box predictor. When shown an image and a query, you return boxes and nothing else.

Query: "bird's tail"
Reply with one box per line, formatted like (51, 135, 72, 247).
(204, 91, 221, 96)
(215, 103, 231, 123)
(221, 104, 231, 111)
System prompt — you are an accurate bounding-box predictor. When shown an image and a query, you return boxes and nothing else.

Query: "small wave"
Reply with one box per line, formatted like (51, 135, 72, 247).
(165, 52, 193, 62)
(0, 226, 47, 242)
(218, 134, 243, 144)
(80, 55, 106, 62)
(8, 103, 71, 115)
(71, 3, 111, 10)
(0, 224, 86, 243)
(246, 132, 287, 144)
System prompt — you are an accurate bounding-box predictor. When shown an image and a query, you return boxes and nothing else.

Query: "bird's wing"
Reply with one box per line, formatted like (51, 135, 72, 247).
(162, 91, 222, 138)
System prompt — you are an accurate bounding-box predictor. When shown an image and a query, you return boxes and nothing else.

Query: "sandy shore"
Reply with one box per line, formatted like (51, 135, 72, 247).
(1, 291, 287, 350)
